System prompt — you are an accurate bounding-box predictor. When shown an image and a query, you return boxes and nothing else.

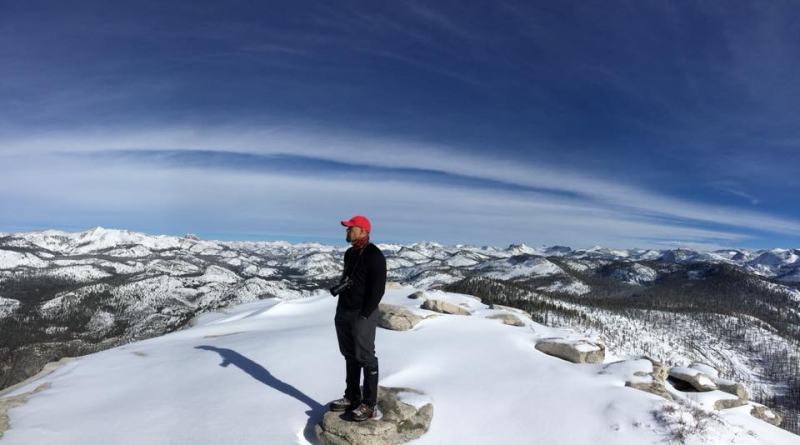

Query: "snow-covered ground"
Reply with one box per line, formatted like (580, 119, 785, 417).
(1, 288, 796, 445)
(0, 296, 20, 317)
(538, 279, 592, 295)
(480, 257, 564, 280)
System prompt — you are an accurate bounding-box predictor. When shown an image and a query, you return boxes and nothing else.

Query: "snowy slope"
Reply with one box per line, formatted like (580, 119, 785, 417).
(0, 296, 20, 317)
(2, 289, 797, 445)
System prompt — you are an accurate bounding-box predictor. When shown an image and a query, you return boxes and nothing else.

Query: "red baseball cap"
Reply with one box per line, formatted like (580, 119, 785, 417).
(341, 215, 371, 233)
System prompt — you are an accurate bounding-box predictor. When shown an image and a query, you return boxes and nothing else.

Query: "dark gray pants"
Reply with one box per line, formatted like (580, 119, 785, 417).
(335, 305, 379, 406)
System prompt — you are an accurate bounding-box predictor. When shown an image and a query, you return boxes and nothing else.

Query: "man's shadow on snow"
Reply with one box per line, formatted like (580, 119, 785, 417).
(195, 345, 325, 444)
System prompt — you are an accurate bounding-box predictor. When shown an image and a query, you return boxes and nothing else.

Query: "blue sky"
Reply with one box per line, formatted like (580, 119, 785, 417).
(1, 0, 799, 249)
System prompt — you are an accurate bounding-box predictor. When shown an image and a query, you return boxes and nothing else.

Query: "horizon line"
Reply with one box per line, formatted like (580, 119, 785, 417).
(2, 225, 797, 253)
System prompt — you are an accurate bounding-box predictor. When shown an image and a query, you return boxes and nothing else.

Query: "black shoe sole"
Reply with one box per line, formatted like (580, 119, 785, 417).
(330, 403, 361, 412)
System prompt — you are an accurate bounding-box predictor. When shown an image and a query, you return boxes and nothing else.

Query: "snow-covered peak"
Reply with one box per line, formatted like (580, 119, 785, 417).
(542, 245, 573, 256)
(72, 227, 184, 254)
(577, 246, 631, 259)
(659, 248, 700, 264)
(413, 240, 444, 248)
(374, 243, 405, 254)
(409, 241, 446, 256)
(6, 227, 187, 255)
(629, 249, 662, 261)
(751, 249, 799, 267)
(505, 243, 542, 256)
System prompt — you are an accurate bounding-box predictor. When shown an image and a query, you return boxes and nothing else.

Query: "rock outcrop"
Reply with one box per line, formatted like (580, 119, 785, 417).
(667, 366, 717, 392)
(599, 356, 672, 400)
(711, 392, 747, 410)
(420, 299, 471, 316)
(628, 357, 672, 401)
(378, 304, 437, 331)
(750, 403, 783, 426)
(716, 379, 748, 401)
(316, 386, 434, 445)
(486, 313, 524, 327)
(686, 363, 747, 400)
(666, 363, 752, 413)
(488, 304, 530, 320)
(406, 290, 428, 300)
(535, 338, 605, 364)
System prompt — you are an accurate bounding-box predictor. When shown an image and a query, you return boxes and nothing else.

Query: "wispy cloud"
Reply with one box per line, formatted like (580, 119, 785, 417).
(403, 2, 475, 41)
(1, 125, 798, 248)
(707, 180, 761, 205)
(0, 151, 749, 249)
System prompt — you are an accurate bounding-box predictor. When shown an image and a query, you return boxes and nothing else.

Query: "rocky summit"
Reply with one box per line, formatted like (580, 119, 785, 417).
(315, 386, 434, 445)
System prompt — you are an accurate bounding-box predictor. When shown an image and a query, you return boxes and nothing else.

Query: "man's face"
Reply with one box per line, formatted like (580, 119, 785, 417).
(346, 226, 366, 243)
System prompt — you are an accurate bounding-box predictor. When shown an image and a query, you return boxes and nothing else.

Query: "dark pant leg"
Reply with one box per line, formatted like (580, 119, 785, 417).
(353, 308, 379, 406)
(335, 307, 362, 402)
(345, 360, 361, 403)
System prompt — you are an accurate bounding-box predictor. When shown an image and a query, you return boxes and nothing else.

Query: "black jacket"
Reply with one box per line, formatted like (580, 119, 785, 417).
(338, 243, 387, 318)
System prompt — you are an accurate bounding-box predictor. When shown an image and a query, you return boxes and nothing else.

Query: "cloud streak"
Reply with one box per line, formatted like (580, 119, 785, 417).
(1, 125, 797, 248)
(0, 151, 749, 248)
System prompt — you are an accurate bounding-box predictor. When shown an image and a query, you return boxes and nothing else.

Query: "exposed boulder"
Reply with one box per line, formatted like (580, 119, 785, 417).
(599, 356, 672, 400)
(628, 357, 671, 401)
(668, 366, 717, 392)
(488, 304, 531, 319)
(486, 313, 524, 327)
(316, 386, 434, 445)
(406, 290, 428, 300)
(672, 389, 747, 411)
(644, 356, 670, 381)
(421, 299, 471, 316)
(385, 282, 404, 290)
(535, 338, 605, 364)
(712, 393, 747, 410)
(378, 304, 433, 331)
(682, 363, 748, 402)
(750, 403, 782, 427)
(716, 379, 748, 401)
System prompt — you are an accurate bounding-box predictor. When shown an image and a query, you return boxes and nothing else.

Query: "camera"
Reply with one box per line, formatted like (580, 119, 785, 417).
(330, 276, 351, 296)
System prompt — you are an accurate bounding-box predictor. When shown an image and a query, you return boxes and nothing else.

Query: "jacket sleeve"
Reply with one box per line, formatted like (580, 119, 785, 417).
(360, 249, 387, 318)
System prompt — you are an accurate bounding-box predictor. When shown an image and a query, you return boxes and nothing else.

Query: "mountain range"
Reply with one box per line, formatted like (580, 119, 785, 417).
(1, 227, 798, 436)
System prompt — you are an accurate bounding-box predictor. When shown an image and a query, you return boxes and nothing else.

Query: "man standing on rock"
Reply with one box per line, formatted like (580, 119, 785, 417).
(329, 215, 387, 421)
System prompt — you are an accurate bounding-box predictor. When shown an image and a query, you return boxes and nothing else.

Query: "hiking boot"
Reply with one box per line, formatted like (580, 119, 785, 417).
(329, 397, 359, 412)
(351, 403, 382, 421)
